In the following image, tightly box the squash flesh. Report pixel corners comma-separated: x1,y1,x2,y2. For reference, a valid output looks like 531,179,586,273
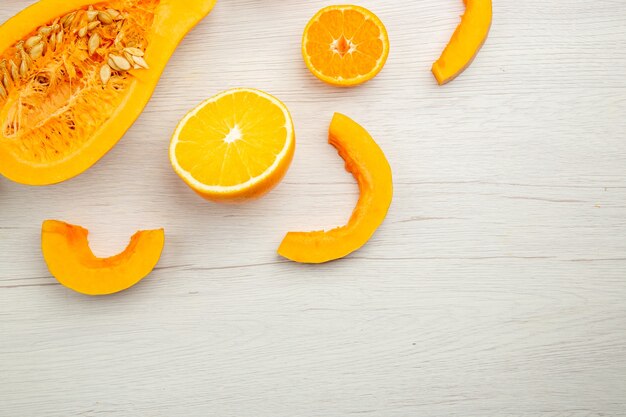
432,0,492,85
41,220,165,295
0,0,217,185
0,1,158,166
278,113,393,264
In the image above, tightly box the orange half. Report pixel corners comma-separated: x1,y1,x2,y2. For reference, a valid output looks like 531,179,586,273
170,88,295,202
302,5,390,87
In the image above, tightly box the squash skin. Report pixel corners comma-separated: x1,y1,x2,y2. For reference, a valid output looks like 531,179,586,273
42,220,165,295
0,0,218,185
278,113,393,264
432,0,492,85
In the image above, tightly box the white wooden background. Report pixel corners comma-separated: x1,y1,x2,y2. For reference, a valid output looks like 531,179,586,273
1,0,626,416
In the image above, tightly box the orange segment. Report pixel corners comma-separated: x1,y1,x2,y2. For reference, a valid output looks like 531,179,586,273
302,5,390,87
169,88,295,202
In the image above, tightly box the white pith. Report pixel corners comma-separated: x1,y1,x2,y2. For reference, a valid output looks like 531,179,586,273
223,125,242,144
330,37,357,56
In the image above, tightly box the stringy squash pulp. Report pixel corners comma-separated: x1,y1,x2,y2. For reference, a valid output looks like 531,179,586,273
0,0,217,185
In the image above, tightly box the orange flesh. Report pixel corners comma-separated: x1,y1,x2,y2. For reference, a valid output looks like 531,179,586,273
0,1,158,165
303,6,389,86
174,91,290,188
170,88,296,202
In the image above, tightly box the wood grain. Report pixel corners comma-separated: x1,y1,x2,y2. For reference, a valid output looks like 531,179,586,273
1,0,626,416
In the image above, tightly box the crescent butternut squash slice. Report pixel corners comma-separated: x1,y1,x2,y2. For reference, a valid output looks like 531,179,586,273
432,0,492,85
0,0,217,185
278,113,393,264
42,220,165,295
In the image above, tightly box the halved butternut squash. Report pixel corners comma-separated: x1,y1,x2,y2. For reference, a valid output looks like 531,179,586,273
0,0,217,185
278,113,393,264
432,0,492,85
42,220,165,295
